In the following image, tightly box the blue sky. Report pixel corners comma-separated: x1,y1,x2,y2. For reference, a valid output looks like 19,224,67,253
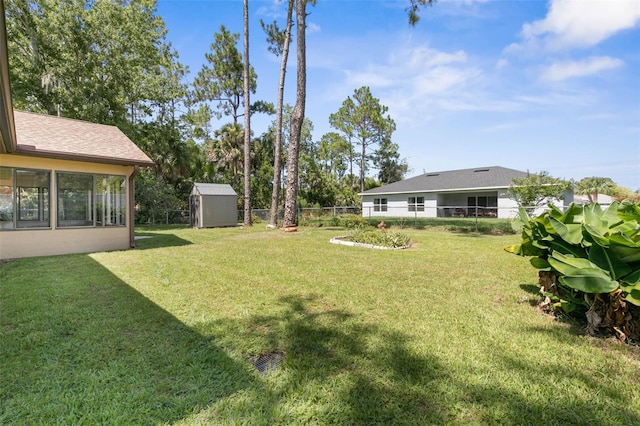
157,0,640,191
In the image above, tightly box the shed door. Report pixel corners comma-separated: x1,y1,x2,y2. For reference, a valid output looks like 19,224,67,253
190,195,200,228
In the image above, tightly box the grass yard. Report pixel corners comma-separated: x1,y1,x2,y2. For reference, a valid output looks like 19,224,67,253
2,226,640,425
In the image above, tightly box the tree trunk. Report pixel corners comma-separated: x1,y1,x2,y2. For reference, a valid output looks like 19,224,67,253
242,0,252,226
268,0,294,228
282,0,308,228
360,137,366,192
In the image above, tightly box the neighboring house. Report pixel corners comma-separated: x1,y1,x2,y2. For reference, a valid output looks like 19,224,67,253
360,166,574,219
189,183,238,228
574,193,614,206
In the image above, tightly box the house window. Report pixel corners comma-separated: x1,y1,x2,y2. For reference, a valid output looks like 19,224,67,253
57,172,126,227
96,175,126,226
408,196,424,212
373,198,387,212
0,167,51,230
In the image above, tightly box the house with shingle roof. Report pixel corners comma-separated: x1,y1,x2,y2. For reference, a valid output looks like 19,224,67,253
0,9,153,260
359,166,574,219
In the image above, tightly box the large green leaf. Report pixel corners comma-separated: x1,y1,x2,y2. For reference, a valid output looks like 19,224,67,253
559,275,619,294
603,201,623,228
610,232,640,248
548,253,602,277
582,223,610,247
530,257,550,269
588,244,631,280
618,200,640,222
621,269,640,287
550,251,595,267
549,239,588,258
624,288,640,306
549,216,583,245
560,203,584,224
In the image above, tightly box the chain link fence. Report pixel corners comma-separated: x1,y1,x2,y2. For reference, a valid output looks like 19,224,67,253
136,205,530,233
241,206,361,225
135,209,189,225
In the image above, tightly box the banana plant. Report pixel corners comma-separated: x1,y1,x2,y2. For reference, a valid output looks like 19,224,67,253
505,200,640,305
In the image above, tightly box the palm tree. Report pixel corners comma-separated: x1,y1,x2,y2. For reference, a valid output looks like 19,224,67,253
576,177,615,203
208,123,244,184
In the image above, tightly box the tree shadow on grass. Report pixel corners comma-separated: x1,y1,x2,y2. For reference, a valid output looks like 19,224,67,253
196,294,450,424
0,256,252,424
133,231,192,250
201,294,640,425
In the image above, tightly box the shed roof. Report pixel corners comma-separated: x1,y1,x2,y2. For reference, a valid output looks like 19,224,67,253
12,111,153,166
361,166,530,195
193,183,237,196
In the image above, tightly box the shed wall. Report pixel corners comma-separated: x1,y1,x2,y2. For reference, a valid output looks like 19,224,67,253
200,194,237,228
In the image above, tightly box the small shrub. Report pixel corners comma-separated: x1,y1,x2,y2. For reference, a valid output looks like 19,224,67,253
335,214,369,228
345,227,411,248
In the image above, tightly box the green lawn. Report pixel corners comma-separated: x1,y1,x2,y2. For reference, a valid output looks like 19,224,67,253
2,226,639,425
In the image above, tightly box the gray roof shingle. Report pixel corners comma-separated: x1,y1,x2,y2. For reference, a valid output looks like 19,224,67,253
193,183,237,196
13,111,153,166
361,166,530,195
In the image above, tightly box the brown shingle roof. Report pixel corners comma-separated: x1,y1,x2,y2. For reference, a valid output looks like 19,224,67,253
13,111,153,166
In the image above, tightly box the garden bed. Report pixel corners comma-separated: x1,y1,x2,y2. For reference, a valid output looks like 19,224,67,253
329,235,411,250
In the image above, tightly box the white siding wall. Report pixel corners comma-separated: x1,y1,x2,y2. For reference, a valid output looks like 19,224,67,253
362,193,438,218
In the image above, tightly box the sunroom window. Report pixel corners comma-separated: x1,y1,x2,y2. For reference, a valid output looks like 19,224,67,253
0,167,51,230
57,172,126,227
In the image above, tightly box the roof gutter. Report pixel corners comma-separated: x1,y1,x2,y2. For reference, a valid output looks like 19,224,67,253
15,145,154,167
129,165,139,248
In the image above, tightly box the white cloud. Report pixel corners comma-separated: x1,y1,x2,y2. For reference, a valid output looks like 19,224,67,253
540,56,624,82
307,22,321,34
404,47,467,69
514,0,640,51
343,45,483,119
495,58,509,69
480,122,519,133
345,69,394,88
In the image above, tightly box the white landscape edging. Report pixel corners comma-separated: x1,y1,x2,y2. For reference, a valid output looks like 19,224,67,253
329,235,411,250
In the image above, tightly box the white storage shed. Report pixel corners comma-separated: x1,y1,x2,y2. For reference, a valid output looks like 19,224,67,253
190,183,238,228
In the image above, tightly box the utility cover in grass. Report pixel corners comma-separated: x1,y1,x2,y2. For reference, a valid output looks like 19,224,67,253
248,351,285,375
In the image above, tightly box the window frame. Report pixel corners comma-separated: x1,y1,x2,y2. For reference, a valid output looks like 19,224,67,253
56,171,127,228
373,198,388,212
0,167,51,230
408,196,425,212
